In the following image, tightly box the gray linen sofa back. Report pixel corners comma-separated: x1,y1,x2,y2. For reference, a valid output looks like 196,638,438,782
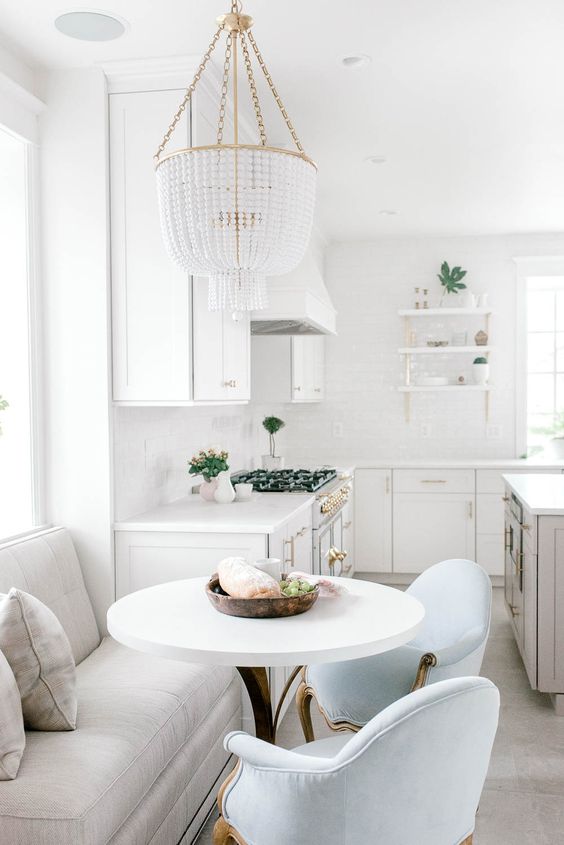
0,527,100,664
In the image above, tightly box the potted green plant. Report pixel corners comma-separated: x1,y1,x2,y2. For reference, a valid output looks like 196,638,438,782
438,261,467,306
188,446,230,501
262,416,285,470
472,356,489,385
0,396,8,436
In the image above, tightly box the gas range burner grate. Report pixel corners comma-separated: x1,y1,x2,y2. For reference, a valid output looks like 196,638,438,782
232,468,337,493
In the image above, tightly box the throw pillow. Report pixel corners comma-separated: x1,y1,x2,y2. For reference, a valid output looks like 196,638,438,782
0,649,25,779
0,589,77,730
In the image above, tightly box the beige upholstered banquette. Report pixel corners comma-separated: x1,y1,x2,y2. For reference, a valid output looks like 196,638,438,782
0,527,241,845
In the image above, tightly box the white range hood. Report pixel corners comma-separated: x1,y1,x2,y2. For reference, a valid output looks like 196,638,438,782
251,249,337,336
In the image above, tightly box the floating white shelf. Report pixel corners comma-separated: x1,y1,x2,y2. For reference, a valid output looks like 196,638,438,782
398,346,493,355
398,385,491,393
398,308,492,317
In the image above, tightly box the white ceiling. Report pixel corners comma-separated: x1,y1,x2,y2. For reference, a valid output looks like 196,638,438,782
1,0,563,242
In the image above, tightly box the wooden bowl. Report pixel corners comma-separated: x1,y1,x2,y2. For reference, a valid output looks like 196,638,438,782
205,575,319,619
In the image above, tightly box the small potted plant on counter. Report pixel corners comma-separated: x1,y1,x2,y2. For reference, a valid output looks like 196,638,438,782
472,356,490,385
262,416,285,470
438,261,467,306
189,446,232,502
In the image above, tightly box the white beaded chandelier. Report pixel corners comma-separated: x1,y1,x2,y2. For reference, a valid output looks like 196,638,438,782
154,2,317,311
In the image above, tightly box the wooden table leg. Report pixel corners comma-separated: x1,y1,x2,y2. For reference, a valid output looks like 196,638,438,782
236,667,275,742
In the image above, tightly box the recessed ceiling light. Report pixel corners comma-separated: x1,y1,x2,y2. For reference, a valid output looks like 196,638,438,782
341,54,372,69
54,10,128,41
379,210,399,216
365,155,387,165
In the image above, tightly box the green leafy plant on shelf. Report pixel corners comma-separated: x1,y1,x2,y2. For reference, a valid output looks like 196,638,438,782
0,396,8,436
262,416,285,458
438,261,467,303
473,356,488,365
188,446,229,482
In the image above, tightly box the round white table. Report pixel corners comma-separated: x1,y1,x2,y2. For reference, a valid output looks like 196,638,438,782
107,576,424,742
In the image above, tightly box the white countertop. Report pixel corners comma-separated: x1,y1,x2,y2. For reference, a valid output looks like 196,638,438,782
292,457,564,470
114,492,316,534
503,473,564,515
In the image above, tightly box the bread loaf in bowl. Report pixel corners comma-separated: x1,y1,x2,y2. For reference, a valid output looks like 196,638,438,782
217,557,282,599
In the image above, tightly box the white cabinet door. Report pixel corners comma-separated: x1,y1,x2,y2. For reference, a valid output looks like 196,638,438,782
341,494,355,577
354,469,392,573
291,336,324,402
115,530,267,598
393,492,475,574
110,90,192,401
476,492,506,576
192,277,250,401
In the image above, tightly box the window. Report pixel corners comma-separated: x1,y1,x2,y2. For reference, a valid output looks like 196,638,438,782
526,277,564,454
0,126,40,539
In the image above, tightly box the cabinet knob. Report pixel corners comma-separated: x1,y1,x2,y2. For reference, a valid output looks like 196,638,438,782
502,495,510,502
314,388,321,393
294,386,302,391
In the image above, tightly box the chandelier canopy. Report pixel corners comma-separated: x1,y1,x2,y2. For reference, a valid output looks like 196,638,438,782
154,3,317,311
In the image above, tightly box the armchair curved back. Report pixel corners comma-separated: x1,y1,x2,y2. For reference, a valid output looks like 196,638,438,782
222,677,499,845
407,558,492,677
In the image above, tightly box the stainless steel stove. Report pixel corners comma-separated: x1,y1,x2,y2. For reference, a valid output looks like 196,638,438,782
231,467,337,493
232,467,354,577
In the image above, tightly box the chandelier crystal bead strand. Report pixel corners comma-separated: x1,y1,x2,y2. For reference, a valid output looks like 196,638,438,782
154,2,317,311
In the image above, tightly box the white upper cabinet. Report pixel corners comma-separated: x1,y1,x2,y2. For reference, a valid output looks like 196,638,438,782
110,89,192,402
251,335,325,403
292,336,325,401
109,81,251,405
192,277,250,401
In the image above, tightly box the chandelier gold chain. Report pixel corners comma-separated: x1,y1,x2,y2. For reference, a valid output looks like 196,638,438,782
246,30,304,153
217,33,233,145
153,27,222,162
240,32,267,145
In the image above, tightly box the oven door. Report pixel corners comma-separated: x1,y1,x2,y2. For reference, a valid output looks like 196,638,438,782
317,512,349,577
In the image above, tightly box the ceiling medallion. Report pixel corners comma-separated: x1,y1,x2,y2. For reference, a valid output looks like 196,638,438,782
154,1,317,311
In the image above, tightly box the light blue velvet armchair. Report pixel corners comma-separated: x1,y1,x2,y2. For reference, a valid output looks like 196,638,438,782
297,558,492,740
214,676,499,845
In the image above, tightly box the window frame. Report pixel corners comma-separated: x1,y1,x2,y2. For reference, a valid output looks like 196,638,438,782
0,128,46,543
514,256,564,457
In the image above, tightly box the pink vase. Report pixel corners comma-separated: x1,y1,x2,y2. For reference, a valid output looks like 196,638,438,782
199,478,218,501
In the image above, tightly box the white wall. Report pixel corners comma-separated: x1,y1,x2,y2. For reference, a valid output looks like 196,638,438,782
113,405,255,520
251,233,564,464
40,68,113,631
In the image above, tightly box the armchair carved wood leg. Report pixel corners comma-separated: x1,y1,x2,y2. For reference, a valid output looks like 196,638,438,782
296,671,316,743
213,816,248,845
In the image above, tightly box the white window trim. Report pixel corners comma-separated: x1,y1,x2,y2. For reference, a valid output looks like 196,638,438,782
513,256,564,457
0,127,47,543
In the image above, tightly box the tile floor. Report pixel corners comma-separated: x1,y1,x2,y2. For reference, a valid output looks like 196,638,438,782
197,588,564,844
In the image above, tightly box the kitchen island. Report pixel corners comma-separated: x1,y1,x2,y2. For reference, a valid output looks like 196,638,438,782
502,473,564,714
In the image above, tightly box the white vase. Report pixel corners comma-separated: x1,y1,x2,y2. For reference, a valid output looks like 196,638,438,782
214,470,235,504
262,455,285,470
472,363,490,385
199,478,218,501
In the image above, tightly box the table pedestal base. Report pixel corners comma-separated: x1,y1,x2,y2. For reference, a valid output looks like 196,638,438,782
236,665,302,743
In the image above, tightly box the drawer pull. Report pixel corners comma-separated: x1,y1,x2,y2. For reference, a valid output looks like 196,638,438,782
296,526,309,537
385,476,390,494
502,495,510,502
223,379,237,388
522,523,532,532
283,537,295,568
467,501,473,519
344,520,352,529
509,603,521,617
421,479,447,484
